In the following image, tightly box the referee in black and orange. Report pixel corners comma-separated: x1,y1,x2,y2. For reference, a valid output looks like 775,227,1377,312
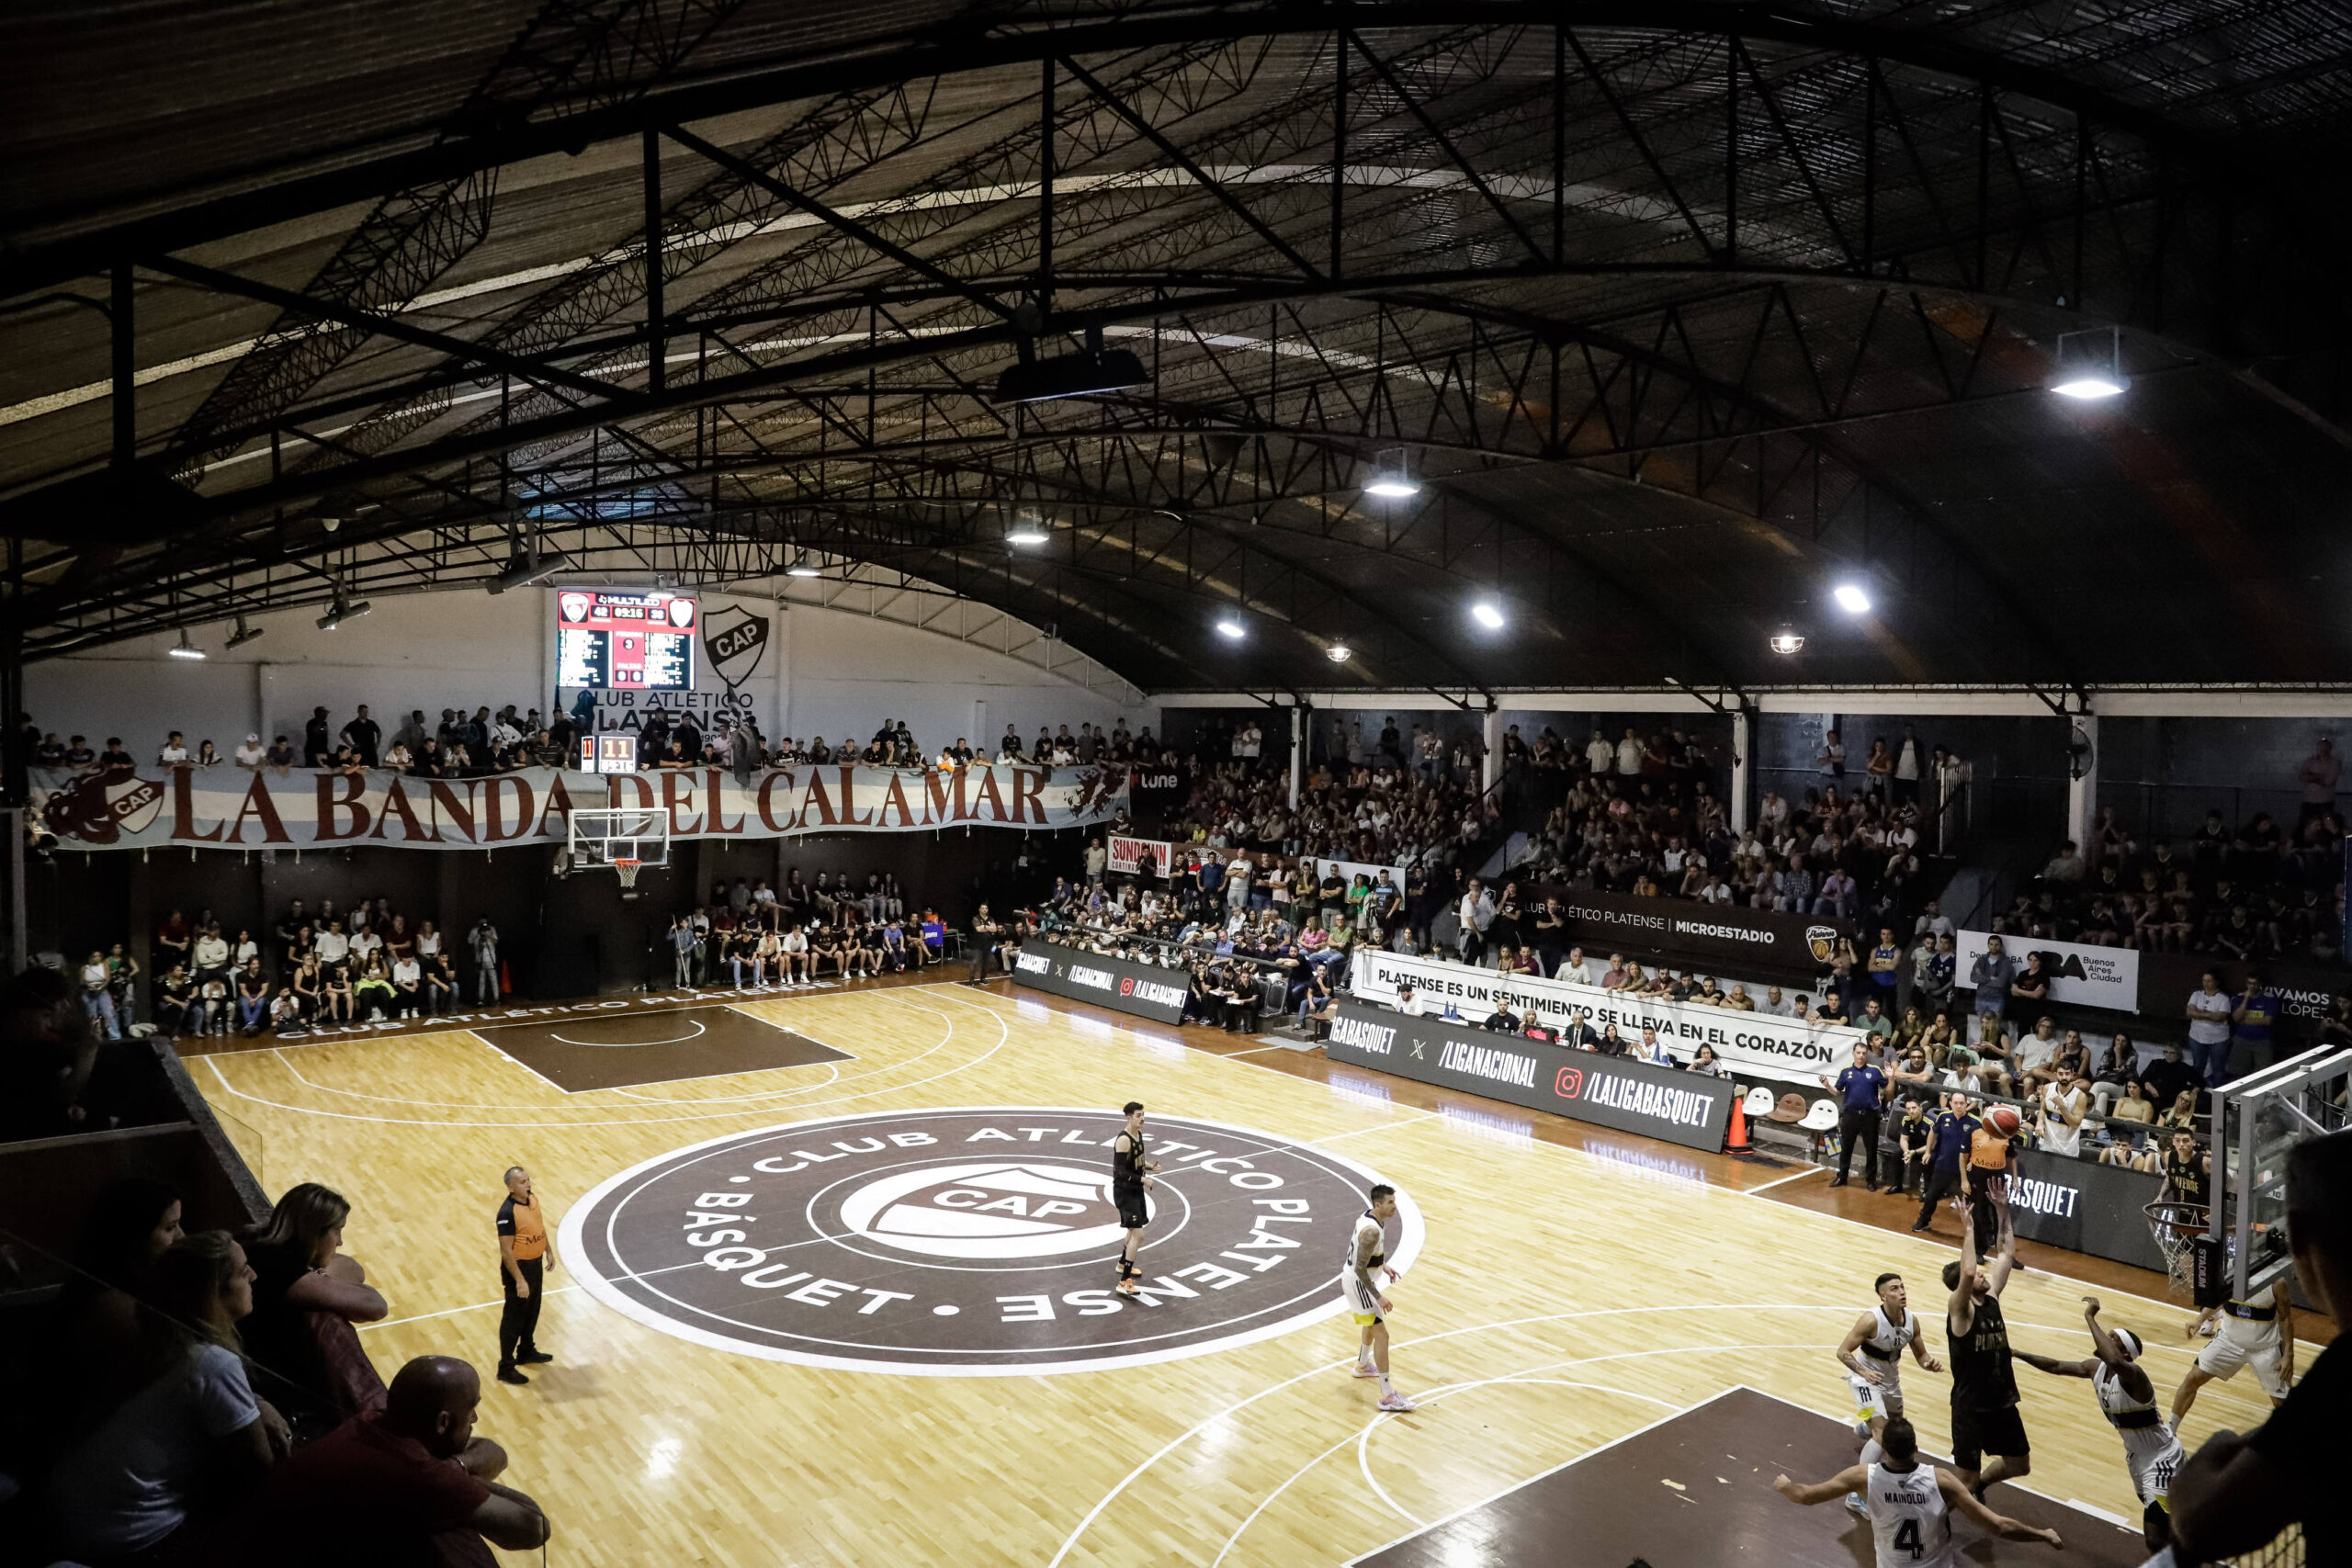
495,1165,557,1386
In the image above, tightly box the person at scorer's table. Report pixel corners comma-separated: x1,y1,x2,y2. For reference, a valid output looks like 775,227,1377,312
495,1166,557,1387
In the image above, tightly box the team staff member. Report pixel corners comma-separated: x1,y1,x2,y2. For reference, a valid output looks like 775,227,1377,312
1821,1043,1889,1190
495,1166,557,1386
1912,1094,1979,1234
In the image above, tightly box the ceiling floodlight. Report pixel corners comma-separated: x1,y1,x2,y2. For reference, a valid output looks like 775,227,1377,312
1769,626,1805,655
1831,583,1871,615
489,545,571,594
786,560,822,578
1471,601,1506,630
2049,326,2131,400
1363,447,1420,499
1215,615,1246,640
224,615,265,650
317,599,371,631
1326,643,1353,662
1006,526,1050,546
166,628,205,660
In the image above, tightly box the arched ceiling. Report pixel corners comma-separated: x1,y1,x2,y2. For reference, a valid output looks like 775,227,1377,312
4,0,2349,692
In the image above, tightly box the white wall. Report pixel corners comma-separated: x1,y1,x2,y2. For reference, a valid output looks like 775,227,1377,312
30,588,1151,758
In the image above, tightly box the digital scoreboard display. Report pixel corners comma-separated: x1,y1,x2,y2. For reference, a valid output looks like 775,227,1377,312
556,591,696,691
575,734,641,774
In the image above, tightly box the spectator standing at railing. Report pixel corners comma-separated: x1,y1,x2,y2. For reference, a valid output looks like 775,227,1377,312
302,706,332,767
2300,738,2341,828
2185,972,2234,1088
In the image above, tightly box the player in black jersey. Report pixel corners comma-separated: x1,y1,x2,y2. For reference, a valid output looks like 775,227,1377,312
1110,1100,1160,1297
1943,1181,2030,1501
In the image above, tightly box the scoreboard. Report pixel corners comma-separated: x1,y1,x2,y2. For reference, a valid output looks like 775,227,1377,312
576,734,641,774
556,591,696,691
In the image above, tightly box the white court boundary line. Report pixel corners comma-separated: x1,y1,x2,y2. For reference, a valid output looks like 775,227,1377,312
202,989,985,1128
1746,1164,1830,1193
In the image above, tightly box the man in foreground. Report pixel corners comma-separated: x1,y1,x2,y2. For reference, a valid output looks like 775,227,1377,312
225,1354,550,1565
2168,1129,2346,1565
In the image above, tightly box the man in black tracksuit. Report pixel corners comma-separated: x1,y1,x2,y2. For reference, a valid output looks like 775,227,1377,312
1914,1092,1980,1234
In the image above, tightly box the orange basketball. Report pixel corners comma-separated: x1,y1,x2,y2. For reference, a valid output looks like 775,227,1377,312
1985,1105,2021,1137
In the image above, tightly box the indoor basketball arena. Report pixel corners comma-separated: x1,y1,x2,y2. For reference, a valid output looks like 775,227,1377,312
2,5,2346,1566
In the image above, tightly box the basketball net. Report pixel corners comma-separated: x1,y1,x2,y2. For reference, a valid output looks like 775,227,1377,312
614,857,641,888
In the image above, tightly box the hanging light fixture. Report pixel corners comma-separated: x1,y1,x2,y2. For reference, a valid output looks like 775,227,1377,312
1325,642,1352,662
1363,447,1420,499
1832,582,1872,615
1215,615,1246,640
1770,626,1804,655
166,628,206,660
1471,601,1506,630
224,615,265,650
2049,326,2131,400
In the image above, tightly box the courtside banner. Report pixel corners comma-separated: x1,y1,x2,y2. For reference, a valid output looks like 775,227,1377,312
1010,938,1190,1025
1956,930,2141,1012
1349,948,1867,1087
1323,1001,1734,1153
1999,1146,2169,1273
28,761,1126,852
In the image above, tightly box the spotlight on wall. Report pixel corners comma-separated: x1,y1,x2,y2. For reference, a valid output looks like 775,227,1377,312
224,616,265,650
166,628,206,660
2048,325,2131,400
1363,447,1420,499
1325,643,1352,662
1831,582,1871,615
1769,626,1804,655
1215,615,1246,640
1471,601,1506,630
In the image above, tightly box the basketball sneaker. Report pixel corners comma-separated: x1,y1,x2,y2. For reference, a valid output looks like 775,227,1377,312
1352,1362,1381,1380
1376,1392,1416,1413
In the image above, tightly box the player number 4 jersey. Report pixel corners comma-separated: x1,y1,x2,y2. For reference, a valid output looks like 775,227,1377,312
1865,1461,1952,1567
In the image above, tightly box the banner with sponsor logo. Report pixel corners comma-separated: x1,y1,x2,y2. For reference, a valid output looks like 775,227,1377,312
28,761,1126,852
1106,834,1177,878
1323,1001,1735,1153
1955,931,2142,1012
1993,1145,2168,1273
1010,938,1189,1024
1527,883,1853,980
1349,948,1868,1087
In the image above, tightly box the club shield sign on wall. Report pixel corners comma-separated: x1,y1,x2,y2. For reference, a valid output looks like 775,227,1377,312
560,1106,1421,1374
702,604,770,691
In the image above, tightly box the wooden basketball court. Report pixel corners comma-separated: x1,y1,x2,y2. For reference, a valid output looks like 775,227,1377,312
187,976,2301,1566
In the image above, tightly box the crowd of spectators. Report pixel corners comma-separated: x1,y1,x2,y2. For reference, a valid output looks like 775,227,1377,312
21,707,1182,783
664,873,951,987
2015,795,2346,966
126,901,509,1040
12,1173,551,1565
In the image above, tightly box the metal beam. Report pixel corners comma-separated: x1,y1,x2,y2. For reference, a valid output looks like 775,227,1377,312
141,255,628,404
662,125,1017,320
5,2,2294,301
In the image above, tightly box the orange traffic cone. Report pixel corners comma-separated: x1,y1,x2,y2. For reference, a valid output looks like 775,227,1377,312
1724,1091,1751,1154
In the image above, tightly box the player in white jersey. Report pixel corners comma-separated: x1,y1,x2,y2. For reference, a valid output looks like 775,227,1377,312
1340,1182,1412,1412
1775,1416,2062,1565
2170,1278,2296,1428
1833,1271,1945,1515
2017,1295,2186,1551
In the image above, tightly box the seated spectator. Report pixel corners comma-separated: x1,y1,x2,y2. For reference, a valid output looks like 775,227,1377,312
48,1178,185,1416
44,1232,289,1563
423,953,458,1015
2099,1129,2160,1171
236,957,272,1036
2157,1089,2202,1134
241,1183,390,1433
220,1354,550,1567
2107,1078,2156,1127
355,955,398,1021
2088,1032,2140,1114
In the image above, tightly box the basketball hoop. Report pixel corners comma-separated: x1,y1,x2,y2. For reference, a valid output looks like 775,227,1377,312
2144,1200,2211,1294
614,857,641,889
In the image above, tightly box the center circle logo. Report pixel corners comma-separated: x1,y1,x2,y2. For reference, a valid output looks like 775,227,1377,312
562,1106,1421,1375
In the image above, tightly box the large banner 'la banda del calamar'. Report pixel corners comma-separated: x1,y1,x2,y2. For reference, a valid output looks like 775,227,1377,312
29,762,1127,852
